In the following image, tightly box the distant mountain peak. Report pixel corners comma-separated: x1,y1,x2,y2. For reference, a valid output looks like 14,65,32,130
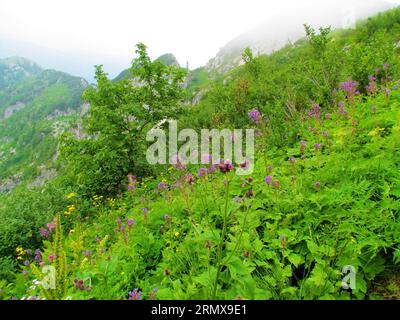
113,53,181,82
155,53,180,68
0,56,42,78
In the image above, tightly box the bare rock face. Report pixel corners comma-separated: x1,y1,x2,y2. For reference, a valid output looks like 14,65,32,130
0,173,23,193
2,102,25,119
28,166,57,189
192,89,207,106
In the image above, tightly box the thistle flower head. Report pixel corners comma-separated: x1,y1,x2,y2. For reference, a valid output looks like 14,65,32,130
128,289,143,300
248,108,262,123
217,159,234,173
158,181,166,190
185,173,195,184
83,250,92,257
264,176,272,185
339,79,358,97
197,168,207,178
127,219,135,228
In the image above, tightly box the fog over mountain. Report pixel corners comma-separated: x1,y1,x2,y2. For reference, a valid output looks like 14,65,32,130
207,0,398,73
0,0,398,81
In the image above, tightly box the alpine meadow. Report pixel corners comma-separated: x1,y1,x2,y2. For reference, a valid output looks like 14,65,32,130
1,3,400,302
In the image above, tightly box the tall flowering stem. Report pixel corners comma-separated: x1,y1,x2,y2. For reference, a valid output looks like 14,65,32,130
339,79,358,128
212,179,231,299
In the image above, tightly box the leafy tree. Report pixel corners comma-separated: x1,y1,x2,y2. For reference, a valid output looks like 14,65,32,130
61,43,187,196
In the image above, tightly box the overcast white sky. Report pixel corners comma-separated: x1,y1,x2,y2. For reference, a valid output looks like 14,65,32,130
0,0,398,80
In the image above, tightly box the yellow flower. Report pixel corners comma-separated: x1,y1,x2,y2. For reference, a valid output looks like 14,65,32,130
368,127,384,137
66,192,76,200
16,246,24,255
174,231,180,237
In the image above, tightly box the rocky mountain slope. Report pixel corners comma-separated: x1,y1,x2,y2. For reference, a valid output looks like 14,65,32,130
0,57,88,192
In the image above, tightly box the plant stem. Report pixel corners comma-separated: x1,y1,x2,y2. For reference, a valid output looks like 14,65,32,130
211,179,230,299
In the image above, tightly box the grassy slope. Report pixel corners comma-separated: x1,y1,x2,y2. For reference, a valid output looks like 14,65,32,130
5,86,399,300
1,9,400,300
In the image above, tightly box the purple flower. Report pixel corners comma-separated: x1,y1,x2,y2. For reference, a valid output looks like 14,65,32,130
48,254,55,261
164,214,171,226
158,182,166,190
25,249,32,256
35,249,41,256
39,228,49,238
197,168,207,178
83,250,92,257
128,289,143,300
127,219,135,228
207,166,216,174
338,101,345,108
339,79,358,97
312,103,320,116
239,160,250,170
322,131,329,139
300,140,307,148
217,159,234,174
248,108,262,124
116,217,122,225
149,288,158,300
46,219,56,232
288,157,296,163
23,260,30,266
325,113,331,120
314,143,321,150
171,154,187,170
315,181,321,190
171,180,182,189
267,166,273,172
264,176,272,185
185,173,195,184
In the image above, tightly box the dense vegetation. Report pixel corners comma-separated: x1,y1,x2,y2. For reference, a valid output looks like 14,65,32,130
0,57,87,183
0,8,399,300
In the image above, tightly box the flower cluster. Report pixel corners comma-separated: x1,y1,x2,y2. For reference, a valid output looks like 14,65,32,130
64,204,76,216
39,217,57,238
128,289,143,300
339,79,358,98
217,159,234,174
248,108,262,124
127,174,136,191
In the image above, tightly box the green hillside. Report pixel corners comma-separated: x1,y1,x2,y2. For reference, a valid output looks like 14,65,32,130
0,8,400,300
0,57,87,189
